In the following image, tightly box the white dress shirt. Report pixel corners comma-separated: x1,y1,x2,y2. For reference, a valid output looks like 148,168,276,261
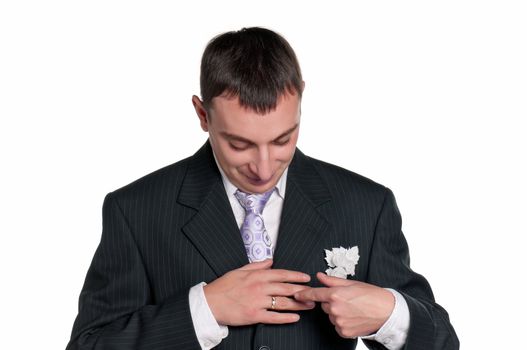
188,156,410,349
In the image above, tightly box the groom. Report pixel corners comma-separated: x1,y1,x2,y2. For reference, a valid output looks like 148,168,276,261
67,27,459,350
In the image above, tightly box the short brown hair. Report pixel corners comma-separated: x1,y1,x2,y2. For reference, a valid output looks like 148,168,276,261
200,27,303,114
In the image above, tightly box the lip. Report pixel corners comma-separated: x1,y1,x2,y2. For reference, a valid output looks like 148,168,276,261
245,174,274,187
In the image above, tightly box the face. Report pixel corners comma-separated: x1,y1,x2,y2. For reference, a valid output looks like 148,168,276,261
192,91,301,194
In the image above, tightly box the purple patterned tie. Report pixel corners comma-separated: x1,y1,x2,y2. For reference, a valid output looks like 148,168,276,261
235,189,274,262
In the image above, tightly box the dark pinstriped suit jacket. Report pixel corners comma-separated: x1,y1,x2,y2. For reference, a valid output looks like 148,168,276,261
67,141,459,350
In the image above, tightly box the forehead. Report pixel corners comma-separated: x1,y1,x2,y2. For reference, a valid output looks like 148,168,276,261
208,92,301,141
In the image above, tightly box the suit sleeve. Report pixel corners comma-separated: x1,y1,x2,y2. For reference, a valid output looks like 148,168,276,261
362,188,459,350
67,193,201,350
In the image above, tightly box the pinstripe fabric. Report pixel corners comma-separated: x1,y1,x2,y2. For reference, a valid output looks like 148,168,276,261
67,141,459,350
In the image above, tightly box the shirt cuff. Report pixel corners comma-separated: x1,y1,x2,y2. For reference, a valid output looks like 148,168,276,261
188,282,229,350
361,288,410,350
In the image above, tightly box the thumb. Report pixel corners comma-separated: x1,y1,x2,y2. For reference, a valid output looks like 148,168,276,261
238,259,273,271
317,272,354,287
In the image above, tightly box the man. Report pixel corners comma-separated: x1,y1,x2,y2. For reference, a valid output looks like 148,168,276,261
67,27,459,350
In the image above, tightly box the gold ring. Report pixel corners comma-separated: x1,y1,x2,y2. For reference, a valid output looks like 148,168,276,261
271,296,276,309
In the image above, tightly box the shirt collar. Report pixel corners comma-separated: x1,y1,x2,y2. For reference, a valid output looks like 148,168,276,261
212,150,288,199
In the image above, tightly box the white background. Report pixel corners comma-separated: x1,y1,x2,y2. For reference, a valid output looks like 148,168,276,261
1,1,526,349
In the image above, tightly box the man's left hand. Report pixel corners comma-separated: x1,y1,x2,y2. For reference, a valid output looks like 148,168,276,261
294,272,395,339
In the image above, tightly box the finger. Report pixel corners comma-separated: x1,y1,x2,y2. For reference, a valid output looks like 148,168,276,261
320,302,331,314
261,269,311,283
256,294,315,311
258,311,301,324
328,313,337,326
294,287,332,302
317,272,354,287
264,282,312,297
270,296,315,311
238,259,273,271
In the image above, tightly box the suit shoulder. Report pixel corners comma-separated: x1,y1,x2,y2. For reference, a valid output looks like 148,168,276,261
108,155,192,201
306,155,389,200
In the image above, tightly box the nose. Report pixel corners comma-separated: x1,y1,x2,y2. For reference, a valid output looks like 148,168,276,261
249,146,273,181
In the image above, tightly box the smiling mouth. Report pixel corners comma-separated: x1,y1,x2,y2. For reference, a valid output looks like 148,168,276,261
245,175,274,186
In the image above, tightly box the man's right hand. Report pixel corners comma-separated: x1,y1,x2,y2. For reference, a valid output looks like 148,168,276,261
203,259,315,326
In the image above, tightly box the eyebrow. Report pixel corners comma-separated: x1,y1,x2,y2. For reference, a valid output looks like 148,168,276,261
220,124,299,144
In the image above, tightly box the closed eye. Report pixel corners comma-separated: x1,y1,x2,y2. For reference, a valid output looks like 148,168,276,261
273,138,290,146
229,142,250,151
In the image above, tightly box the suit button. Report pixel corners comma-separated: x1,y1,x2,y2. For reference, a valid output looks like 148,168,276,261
259,346,270,350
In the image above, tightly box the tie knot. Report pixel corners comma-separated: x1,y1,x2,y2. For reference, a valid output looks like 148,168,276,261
235,189,274,214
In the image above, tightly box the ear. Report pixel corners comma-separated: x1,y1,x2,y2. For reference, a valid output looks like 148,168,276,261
301,80,306,93
192,95,209,132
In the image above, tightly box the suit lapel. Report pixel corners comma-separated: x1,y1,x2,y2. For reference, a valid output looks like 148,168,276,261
272,150,332,271
177,142,332,276
178,142,248,277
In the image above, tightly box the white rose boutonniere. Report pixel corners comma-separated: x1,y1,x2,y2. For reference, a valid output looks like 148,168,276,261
324,246,360,278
